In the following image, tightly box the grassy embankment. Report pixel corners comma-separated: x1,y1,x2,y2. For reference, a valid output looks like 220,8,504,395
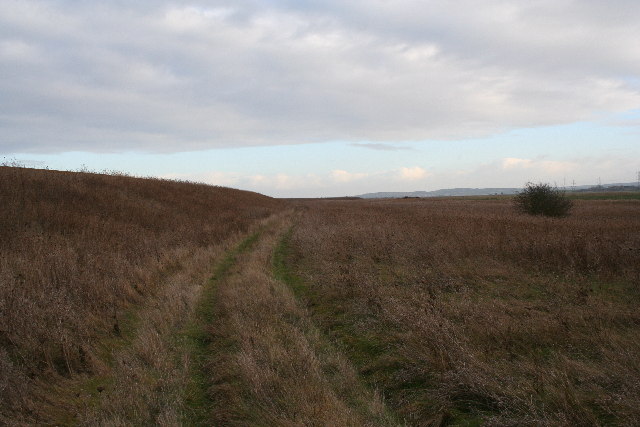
282,197,640,425
0,166,285,424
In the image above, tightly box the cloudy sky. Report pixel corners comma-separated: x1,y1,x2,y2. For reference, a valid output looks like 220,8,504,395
1,0,639,197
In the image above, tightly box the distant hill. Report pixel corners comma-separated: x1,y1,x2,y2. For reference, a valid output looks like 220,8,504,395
358,188,521,198
357,182,639,199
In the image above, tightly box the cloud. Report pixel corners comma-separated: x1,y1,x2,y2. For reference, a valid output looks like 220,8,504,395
330,169,369,183
164,170,327,193
502,157,577,174
154,150,638,198
502,158,533,169
249,173,312,190
0,39,40,62
1,1,639,153
161,171,241,187
398,166,430,181
350,143,413,151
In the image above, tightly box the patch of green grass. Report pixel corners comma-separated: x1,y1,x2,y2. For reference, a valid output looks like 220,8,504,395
272,227,308,298
182,230,262,426
94,309,140,367
272,228,405,426
273,231,505,426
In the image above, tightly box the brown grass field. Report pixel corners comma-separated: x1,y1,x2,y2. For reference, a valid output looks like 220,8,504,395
1,166,639,426
0,167,285,424
284,197,640,426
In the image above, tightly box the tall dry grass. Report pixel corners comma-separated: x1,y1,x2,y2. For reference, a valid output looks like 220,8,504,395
0,166,285,424
202,215,395,426
287,197,640,425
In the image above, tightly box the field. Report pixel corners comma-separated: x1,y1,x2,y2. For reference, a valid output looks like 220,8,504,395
0,167,286,424
283,197,640,425
1,167,639,425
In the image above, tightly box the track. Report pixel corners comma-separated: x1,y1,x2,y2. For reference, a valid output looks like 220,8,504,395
186,211,397,426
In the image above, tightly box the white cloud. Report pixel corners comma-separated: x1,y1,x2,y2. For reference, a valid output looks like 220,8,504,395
153,149,637,197
162,6,234,32
161,171,240,187
502,157,577,174
502,158,533,169
398,166,430,181
1,1,639,153
331,169,368,183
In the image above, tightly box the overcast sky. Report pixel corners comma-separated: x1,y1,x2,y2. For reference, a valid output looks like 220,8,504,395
1,0,639,197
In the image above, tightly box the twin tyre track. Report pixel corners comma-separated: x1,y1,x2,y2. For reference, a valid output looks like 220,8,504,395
186,213,397,426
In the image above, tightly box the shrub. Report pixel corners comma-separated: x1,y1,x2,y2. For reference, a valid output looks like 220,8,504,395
514,182,573,217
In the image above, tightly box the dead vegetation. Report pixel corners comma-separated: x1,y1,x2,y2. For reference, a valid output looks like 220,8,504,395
0,166,284,424
199,215,396,426
285,197,640,425
3,166,639,426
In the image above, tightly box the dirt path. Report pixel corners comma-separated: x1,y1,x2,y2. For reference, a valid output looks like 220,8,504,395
187,212,398,426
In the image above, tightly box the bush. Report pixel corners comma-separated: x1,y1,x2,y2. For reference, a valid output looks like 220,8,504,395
514,182,573,217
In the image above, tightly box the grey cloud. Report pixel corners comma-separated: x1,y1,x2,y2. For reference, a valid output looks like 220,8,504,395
1,0,639,153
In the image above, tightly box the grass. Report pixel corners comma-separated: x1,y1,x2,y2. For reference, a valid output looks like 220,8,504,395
182,230,263,425
4,166,639,425
0,166,285,424
194,214,400,425
567,191,640,200
273,225,403,426
284,197,640,425
272,226,308,298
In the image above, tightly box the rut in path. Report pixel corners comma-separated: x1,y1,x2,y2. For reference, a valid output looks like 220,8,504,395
191,213,399,426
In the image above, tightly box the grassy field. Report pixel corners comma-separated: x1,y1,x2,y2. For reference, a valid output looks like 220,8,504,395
567,191,640,200
284,197,640,425
0,167,285,424
2,167,639,425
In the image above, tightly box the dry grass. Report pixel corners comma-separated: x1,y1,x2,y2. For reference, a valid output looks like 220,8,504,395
201,215,396,426
0,166,285,424
286,197,640,425
79,244,228,426
4,166,639,426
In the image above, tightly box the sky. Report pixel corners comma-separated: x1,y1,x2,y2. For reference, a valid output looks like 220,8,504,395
1,0,639,197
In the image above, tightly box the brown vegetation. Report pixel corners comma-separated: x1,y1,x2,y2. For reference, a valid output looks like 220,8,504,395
285,197,640,425
3,166,639,426
200,215,395,426
0,166,285,424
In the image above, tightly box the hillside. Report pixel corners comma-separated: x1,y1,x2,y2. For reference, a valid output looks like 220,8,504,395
358,187,521,198
0,167,286,424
